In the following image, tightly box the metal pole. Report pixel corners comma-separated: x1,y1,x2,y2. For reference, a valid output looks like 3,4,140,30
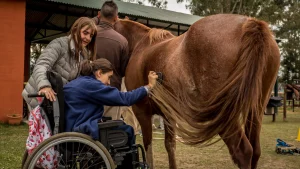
283,85,287,121
272,78,278,122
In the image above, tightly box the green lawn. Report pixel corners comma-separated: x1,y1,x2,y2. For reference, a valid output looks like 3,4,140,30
0,123,28,169
1,108,300,169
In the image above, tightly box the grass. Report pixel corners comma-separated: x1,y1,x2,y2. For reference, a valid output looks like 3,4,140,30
0,123,28,169
1,108,300,169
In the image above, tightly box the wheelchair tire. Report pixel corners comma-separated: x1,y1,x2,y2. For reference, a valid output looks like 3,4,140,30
21,149,28,167
23,132,115,169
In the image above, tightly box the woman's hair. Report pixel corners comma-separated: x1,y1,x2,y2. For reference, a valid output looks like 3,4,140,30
69,17,98,62
80,58,114,76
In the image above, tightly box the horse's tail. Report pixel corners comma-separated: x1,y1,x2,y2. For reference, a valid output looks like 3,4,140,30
150,17,279,146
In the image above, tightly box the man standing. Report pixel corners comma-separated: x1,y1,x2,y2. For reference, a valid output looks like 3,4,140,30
95,0,129,120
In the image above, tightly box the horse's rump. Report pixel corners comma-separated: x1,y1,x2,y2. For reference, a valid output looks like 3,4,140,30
149,14,280,146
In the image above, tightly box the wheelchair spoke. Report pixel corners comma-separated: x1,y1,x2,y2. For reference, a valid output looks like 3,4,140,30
71,142,83,169
78,143,87,158
81,147,105,168
72,142,74,168
58,153,67,167
77,146,94,168
84,157,107,168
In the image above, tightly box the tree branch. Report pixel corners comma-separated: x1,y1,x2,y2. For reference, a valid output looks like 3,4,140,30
231,0,239,13
238,0,243,14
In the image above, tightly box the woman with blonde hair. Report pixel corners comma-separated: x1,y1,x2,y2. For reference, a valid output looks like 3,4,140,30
22,17,98,110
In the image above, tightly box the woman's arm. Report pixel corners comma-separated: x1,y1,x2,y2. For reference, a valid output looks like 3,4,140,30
32,38,63,90
83,81,148,106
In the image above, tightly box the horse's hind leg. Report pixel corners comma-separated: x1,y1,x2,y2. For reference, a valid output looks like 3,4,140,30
244,113,262,169
220,126,253,169
164,121,177,169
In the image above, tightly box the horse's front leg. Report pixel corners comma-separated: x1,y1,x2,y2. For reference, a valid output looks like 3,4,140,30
132,104,155,169
164,120,177,169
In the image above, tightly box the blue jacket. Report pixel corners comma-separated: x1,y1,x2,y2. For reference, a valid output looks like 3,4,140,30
64,75,147,139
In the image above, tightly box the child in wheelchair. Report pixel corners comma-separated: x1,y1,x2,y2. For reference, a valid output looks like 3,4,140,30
64,58,158,145
25,58,157,169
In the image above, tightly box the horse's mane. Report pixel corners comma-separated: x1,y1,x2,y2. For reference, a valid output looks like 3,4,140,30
121,19,174,44
148,28,175,44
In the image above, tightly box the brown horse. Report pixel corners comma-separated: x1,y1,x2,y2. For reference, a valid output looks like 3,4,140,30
114,14,280,169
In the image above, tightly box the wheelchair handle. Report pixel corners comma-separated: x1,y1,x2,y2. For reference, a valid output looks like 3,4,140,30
28,93,45,98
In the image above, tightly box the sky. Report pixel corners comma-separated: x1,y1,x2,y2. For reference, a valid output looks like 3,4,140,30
143,0,191,14
165,0,191,14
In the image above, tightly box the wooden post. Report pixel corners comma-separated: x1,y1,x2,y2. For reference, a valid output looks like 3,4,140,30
272,109,276,122
273,78,278,122
293,99,295,112
283,86,287,121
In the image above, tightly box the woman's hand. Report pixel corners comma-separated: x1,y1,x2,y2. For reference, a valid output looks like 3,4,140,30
38,87,57,102
147,71,158,90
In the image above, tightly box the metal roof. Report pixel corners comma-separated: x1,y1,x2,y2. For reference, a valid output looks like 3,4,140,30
26,0,202,43
46,0,202,26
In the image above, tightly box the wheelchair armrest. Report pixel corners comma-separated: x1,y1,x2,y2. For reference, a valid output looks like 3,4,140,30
102,116,112,122
98,120,124,129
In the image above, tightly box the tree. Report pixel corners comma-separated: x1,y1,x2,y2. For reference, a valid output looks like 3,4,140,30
276,3,300,84
30,43,46,75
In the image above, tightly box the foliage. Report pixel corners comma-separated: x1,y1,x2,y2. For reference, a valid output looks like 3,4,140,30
30,43,46,75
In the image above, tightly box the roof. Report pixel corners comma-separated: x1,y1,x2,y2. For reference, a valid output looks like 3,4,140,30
46,0,202,26
26,0,202,43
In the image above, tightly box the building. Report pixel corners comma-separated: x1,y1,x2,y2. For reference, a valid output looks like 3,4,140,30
0,0,201,122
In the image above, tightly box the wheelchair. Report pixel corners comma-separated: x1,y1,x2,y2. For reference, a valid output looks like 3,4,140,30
22,71,148,169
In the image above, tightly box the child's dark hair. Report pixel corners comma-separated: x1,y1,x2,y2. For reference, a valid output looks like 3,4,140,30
80,58,113,76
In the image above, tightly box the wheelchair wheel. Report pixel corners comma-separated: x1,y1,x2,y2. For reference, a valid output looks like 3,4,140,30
21,149,28,167
23,132,115,169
